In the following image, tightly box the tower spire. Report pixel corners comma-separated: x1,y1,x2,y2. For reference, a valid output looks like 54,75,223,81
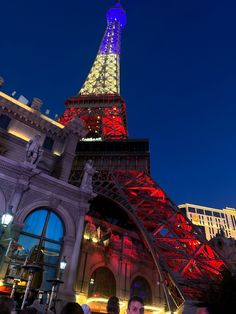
59,2,128,140
79,2,126,96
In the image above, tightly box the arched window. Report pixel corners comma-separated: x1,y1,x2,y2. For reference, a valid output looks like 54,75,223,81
11,208,64,290
130,276,152,305
88,267,116,298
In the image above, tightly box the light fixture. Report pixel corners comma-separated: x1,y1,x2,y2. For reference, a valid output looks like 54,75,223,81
1,206,14,227
60,256,67,270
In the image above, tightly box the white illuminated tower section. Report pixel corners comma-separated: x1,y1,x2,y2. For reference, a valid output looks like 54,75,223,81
79,1,126,95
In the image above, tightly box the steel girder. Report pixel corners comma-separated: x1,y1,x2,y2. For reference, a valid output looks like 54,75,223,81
86,170,227,310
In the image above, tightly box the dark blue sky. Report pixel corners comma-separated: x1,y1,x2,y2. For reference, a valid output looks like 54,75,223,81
1,0,236,208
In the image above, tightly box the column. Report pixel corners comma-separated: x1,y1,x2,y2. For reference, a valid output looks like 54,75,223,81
65,210,86,293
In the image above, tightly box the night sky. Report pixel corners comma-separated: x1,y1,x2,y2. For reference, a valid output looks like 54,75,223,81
1,0,236,209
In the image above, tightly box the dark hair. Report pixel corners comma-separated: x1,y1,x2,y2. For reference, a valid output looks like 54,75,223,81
107,296,120,314
20,308,38,314
60,302,84,314
0,296,14,314
128,296,144,309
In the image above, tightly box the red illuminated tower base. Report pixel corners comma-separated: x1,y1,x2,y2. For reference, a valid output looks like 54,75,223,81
59,95,127,140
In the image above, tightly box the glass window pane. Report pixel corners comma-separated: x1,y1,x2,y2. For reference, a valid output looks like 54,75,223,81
46,212,64,241
13,234,40,261
188,207,196,213
42,241,61,266
41,266,57,290
23,210,48,235
197,209,204,214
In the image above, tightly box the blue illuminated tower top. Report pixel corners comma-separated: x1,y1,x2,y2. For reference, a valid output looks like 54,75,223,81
79,1,126,95
99,1,126,55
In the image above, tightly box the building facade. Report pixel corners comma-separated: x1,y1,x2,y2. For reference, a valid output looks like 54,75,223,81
179,203,236,240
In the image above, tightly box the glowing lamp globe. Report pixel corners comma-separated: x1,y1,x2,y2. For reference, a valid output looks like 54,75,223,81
60,256,67,270
1,212,13,227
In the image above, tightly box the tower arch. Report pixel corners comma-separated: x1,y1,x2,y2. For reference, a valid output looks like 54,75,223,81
85,170,227,309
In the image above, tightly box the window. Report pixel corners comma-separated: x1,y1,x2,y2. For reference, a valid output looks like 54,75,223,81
205,210,213,216
88,267,116,298
188,207,196,213
9,208,64,290
130,276,152,305
197,209,204,215
43,136,54,151
0,114,11,130
213,212,220,218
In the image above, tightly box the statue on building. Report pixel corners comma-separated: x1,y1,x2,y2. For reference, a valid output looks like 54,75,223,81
80,160,97,194
25,134,43,166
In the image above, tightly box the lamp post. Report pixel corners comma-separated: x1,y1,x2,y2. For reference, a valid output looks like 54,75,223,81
47,278,64,310
0,207,14,278
47,256,67,310
20,263,43,309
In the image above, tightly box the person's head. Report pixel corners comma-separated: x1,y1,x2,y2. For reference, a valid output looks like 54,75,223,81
28,289,38,298
0,296,14,314
60,302,84,314
127,296,144,314
81,304,91,314
20,308,38,314
107,296,120,314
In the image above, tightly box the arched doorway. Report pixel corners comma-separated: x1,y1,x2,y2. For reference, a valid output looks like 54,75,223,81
130,276,152,305
88,267,116,298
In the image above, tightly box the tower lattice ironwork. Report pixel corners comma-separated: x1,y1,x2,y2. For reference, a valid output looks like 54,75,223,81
61,1,228,312
59,1,127,140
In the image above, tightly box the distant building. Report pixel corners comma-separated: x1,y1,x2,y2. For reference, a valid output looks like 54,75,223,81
179,203,236,240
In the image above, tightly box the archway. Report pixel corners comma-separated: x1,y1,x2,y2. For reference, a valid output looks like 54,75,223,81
130,276,152,305
88,267,116,298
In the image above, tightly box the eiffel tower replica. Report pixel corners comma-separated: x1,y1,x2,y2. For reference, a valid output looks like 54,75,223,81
59,1,227,312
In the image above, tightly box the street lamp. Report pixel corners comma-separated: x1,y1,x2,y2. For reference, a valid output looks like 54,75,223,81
1,206,14,228
59,256,67,274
